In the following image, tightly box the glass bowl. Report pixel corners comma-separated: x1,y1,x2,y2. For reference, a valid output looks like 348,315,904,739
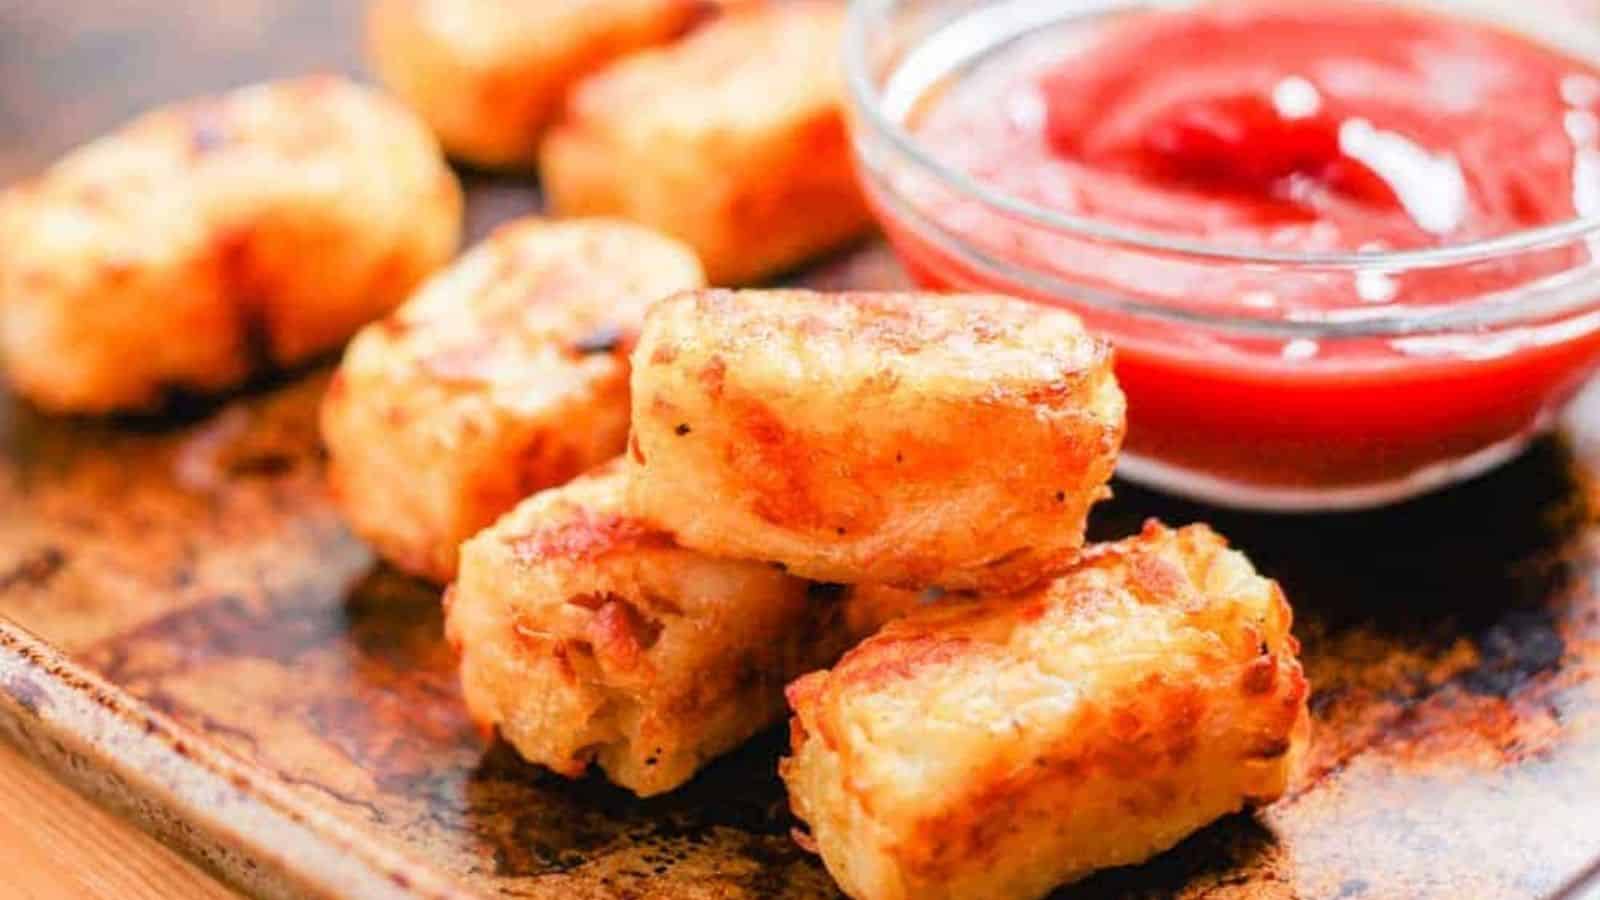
845,0,1600,510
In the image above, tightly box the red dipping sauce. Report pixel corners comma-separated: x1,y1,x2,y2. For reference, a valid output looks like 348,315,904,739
850,0,1600,508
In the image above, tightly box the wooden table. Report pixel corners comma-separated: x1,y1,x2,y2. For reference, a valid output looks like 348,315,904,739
0,742,236,899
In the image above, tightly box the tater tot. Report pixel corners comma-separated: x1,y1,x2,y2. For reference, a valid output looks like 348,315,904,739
540,1,872,284
446,464,919,796
322,218,704,583
781,521,1311,900
366,0,705,168
627,289,1126,592
0,76,461,414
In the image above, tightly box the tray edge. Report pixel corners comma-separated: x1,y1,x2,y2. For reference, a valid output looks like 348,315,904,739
0,615,475,900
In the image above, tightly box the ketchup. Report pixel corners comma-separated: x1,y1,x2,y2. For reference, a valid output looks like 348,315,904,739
1032,1,1585,254
873,1,1600,504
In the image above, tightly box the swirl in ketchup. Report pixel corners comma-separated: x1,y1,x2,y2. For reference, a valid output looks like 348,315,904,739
873,1,1600,505
1036,2,1594,251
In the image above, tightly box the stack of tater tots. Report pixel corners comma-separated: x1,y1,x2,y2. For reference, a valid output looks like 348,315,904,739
0,2,1310,898
319,216,1307,898
433,284,1309,900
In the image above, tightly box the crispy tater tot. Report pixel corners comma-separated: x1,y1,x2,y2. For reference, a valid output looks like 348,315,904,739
627,289,1126,592
322,218,704,583
0,76,461,414
540,1,871,284
447,464,919,796
781,521,1311,900
366,0,705,168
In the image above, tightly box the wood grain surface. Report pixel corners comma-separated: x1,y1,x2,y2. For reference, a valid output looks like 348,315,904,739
0,741,238,900
3,1,1600,899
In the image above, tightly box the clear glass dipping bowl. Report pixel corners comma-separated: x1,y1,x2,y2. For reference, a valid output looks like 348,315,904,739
845,0,1600,510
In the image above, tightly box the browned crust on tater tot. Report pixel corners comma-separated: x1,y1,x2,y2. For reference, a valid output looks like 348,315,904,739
366,0,707,168
446,464,920,796
0,76,461,413
627,289,1126,592
781,521,1311,900
321,217,704,583
540,1,871,284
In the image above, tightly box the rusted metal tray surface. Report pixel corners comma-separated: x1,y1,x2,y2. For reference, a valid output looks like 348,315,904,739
3,2,1600,898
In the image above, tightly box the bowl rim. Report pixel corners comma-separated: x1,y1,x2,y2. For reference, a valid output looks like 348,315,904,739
842,0,1600,272
861,160,1600,337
